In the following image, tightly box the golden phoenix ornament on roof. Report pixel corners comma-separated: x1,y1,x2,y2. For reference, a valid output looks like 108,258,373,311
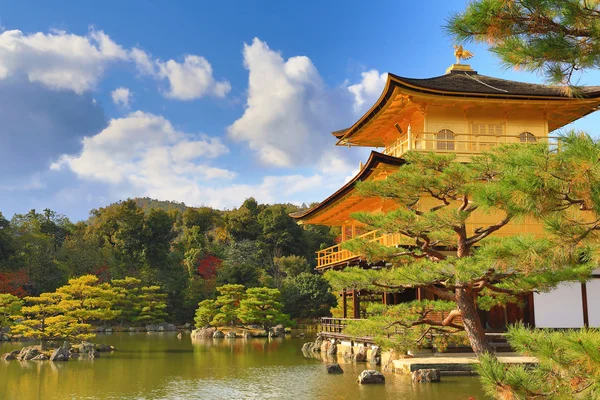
453,45,474,64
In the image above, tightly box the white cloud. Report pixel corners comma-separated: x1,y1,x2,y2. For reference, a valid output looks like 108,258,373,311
0,29,127,93
348,69,387,112
111,87,131,107
156,55,231,100
228,38,385,169
51,111,233,191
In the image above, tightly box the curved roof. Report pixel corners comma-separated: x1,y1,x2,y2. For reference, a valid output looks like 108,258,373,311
290,151,405,222
334,71,600,142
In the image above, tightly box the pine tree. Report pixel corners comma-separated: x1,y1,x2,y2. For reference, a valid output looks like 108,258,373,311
194,299,218,328
135,285,168,325
325,135,600,355
11,292,93,348
238,287,289,331
211,284,245,327
446,0,600,88
56,275,120,325
477,324,600,399
0,293,23,333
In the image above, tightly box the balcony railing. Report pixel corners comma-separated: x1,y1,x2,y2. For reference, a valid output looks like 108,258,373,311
316,230,409,269
383,131,559,158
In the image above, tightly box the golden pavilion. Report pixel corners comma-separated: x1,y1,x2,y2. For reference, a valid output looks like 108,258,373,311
291,58,600,329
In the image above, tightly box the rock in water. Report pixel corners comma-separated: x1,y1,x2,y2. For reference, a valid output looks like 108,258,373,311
2,350,19,361
354,346,367,362
357,370,385,384
177,333,183,339
17,346,40,361
31,354,48,361
369,346,381,365
301,342,313,352
412,368,441,383
191,327,215,339
50,346,70,362
326,364,344,374
241,330,252,339
326,341,337,356
225,331,236,338
212,330,225,338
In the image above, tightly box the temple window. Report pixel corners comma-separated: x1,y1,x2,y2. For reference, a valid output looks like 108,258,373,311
519,132,536,143
436,129,455,150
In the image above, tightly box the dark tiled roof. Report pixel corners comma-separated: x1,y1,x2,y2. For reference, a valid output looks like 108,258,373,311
332,128,348,138
389,71,600,98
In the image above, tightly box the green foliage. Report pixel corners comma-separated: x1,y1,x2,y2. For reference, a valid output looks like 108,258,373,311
136,285,169,324
11,292,93,344
111,277,168,325
238,287,288,330
446,0,600,87
281,273,337,319
194,299,218,328
477,324,600,399
326,136,600,354
212,284,245,326
56,275,120,324
0,293,23,331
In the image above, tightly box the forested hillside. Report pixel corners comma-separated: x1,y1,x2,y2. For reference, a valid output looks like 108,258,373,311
0,198,338,322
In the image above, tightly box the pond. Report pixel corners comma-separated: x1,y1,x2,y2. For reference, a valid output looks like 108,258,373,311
0,333,486,399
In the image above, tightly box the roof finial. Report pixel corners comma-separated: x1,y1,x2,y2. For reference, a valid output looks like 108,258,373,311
454,44,474,64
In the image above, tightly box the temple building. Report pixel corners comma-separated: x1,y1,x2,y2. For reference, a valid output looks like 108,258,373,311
291,59,600,330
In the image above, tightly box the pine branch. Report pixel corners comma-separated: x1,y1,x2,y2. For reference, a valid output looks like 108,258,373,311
466,216,512,245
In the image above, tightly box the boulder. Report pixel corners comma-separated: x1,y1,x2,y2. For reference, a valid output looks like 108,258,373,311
31,354,48,361
89,350,100,359
271,324,285,336
313,335,323,352
241,330,252,339
17,346,40,361
69,353,80,359
157,322,177,331
358,370,385,384
79,342,95,354
96,344,113,352
146,324,158,332
225,331,236,339
105,328,113,333
297,333,305,338
50,346,70,362
412,368,441,383
2,350,19,361
354,346,367,362
191,327,215,339
326,364,344,374
177,333,182,339
212,330,225,338
343,350,354,361
369,346,381,365
268,331,276,338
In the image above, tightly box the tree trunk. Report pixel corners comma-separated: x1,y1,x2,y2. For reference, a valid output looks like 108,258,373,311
455,288,492,356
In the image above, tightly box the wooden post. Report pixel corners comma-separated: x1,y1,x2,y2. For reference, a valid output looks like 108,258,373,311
582,283,589,328
407,124,413,150
341,224,346,242
382,292,387,305
351,222,356,238
352,290,360,319
342,289,347,319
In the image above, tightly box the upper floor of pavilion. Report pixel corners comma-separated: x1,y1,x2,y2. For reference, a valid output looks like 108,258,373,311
333,63,600,161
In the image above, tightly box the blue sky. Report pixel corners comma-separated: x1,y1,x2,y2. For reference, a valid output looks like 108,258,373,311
1,0,600,221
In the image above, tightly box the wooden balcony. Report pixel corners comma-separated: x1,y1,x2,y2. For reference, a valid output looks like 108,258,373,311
383,131,559,159
316,230,409,269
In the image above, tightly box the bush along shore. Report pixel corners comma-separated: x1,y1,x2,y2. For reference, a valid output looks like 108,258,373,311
191,324,288,339
2,341,114,362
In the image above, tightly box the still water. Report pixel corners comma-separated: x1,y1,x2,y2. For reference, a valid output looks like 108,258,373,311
0,333,486,400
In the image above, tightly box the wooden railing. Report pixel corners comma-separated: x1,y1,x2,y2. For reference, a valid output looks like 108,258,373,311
383,131,559,158
316,230,409,269
321,317,355,334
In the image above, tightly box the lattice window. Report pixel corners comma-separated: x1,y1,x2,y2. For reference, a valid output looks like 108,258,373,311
519,132,536,143
437,129,455,150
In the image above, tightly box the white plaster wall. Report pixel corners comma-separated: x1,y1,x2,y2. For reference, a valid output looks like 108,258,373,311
534,282,584,328
586,279,600,328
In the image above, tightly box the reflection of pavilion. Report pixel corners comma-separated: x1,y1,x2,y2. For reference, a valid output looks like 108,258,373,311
292,61,600,329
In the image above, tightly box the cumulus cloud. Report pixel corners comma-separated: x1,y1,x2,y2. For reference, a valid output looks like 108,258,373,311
348,69,387,112
228,38,385,168
0,29,127,93
157,55,231,100
111,87,131,107
130,48,231,100
51,111,233,191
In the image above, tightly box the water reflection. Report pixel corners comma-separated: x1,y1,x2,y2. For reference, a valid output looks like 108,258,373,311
0,333,485,400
